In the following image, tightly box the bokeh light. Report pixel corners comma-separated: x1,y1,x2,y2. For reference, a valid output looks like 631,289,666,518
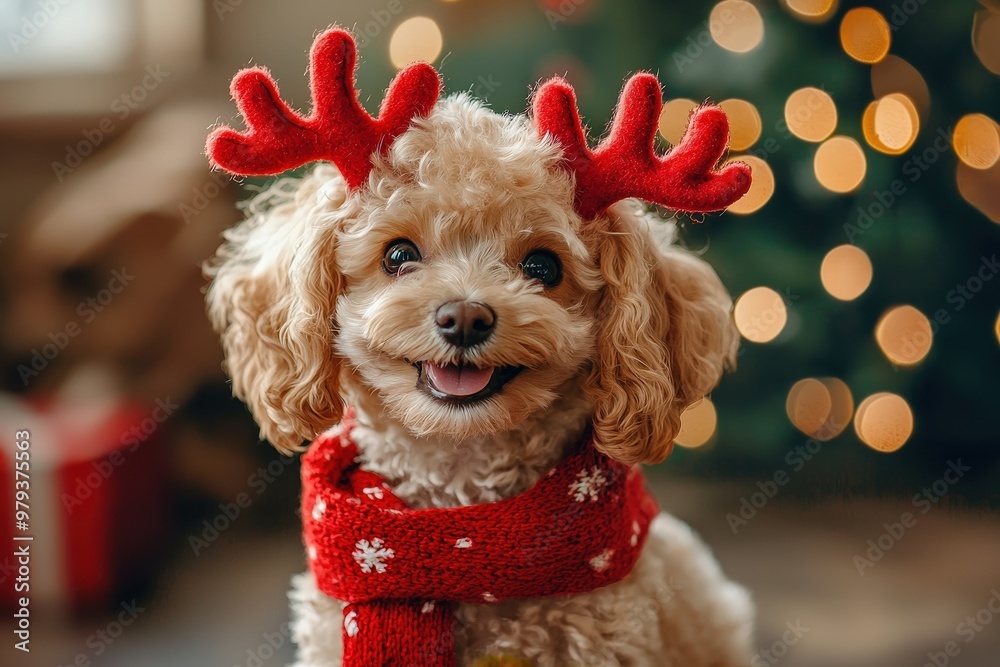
821,245,873,301
855,392,914,452
973,9,1000,75
675,397,717,448
996,311,1000,345
786,377,854,440
839,7,891,64
957,160,1000,223
781,0,838,23
658,98,698,145
863,101,904,155
725,155,774,215
873,93,920,153
814,136,867,193
954,113,1000,170
819,377,855,440
876,305,933,366
734,286,787,343
719,99,762,151
710,1,765,53
871,55,931,120
784,87,838,142
389,17,443,69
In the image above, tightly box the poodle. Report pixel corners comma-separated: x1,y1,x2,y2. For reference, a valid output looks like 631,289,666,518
205,28,754,667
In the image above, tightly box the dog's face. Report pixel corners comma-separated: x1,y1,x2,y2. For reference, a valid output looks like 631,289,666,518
333,98,601,438
208,96,738,463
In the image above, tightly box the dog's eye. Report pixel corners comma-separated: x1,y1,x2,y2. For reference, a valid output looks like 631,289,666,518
520,250,561,287
382,239,421,275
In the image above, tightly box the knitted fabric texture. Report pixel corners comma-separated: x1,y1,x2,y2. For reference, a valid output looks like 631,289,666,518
301,420,660,667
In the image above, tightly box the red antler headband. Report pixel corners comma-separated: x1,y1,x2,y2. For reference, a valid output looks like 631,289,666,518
208,28,750,218
533,75,751,218
206,27,441,189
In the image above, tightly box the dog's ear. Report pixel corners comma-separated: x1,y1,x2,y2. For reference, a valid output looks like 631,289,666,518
583,208,738,465
206,166,348,454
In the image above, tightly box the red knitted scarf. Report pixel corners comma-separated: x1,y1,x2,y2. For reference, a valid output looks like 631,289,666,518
301,420,659,666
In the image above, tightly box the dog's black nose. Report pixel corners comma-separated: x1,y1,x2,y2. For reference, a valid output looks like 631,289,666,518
435,300,496,347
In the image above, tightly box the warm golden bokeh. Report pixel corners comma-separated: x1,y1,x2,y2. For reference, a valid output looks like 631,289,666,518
710,1,765,53
815,136,867,193
876,305,933,366
954,113,1000,170
725,155,774,215
957,160,1000,223
839,7,891,64
873,93,920,153
996,311,1000,345
719,99,762,151
821,245,873,301
871,55,931,120
855,392,914,453
784,87,838,142
782,0,839,23
973,9,1000,75
819,377,855,440
389,16,443,69
786,378,833,437
658,98,698,145
675,397,718,448
863,100,905,156
734,286,788,343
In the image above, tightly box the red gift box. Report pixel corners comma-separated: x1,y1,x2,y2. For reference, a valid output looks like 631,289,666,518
0,393,170,612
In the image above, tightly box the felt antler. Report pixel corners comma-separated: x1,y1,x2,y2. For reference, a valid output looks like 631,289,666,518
532,73,751,220
207,28,441,189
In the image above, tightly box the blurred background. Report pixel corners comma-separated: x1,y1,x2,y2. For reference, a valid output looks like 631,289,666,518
0,0,997,665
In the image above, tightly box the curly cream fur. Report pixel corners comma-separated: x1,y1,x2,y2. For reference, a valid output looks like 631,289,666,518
207,94,751,665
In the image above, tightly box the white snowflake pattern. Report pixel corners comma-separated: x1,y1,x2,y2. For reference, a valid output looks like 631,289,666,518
312,497,327,520
362,486,385,500
589,548,615,572
630,520,641,547
307,544,317,561
353,538,395,574
482,592,497,602
421,601,436,614
568,466,608,503
344,610,359,637
454,538,473,549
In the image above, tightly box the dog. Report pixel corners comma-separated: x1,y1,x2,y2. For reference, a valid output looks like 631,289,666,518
206,28,753,667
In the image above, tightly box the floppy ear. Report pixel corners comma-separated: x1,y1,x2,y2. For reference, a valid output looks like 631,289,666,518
584,207,738,465
206,165,348,453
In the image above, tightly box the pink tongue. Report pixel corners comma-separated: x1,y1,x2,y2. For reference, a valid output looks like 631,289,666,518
425,363,494,397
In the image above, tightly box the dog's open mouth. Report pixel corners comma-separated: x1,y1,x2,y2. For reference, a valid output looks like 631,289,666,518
415,361,522,403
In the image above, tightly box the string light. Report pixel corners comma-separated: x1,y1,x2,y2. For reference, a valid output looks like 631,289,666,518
821,245,873,301
725,155,774,215
954,114,1000,170
781,0,838,23
709,1,765,53
784,87,838,143
675,397,718,448
875,305,933,366
871,55,931,120
814,136,867,193
719,99,762,151
855,392,913,452
658,99,698,145
389,17,443,69
839,7,891,64
734,286,787,343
